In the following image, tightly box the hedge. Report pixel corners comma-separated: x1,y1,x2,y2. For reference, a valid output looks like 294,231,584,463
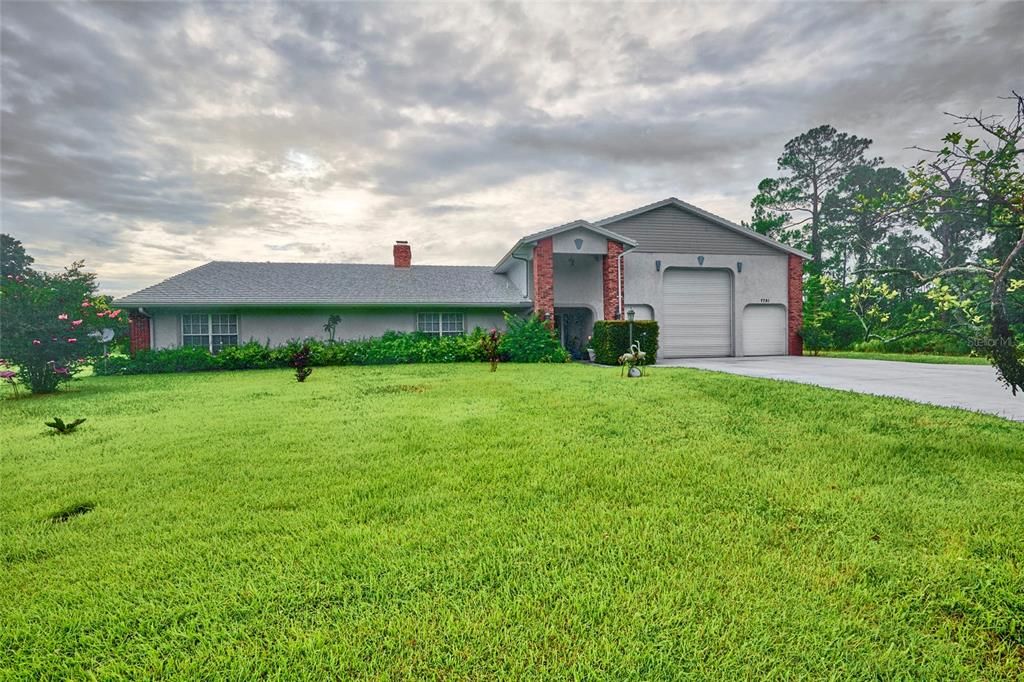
94,322,567,376
590,320,659,365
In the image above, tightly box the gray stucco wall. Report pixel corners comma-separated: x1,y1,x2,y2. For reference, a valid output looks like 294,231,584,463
149,307,513,349
622,251,788,357
608,205,778,255
552,253,603,317
552,226,609,255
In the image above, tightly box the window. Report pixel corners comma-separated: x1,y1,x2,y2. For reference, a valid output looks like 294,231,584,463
182,313,237,352
417,312,464,337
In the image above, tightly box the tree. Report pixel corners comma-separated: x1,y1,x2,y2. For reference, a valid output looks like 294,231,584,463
821,165,908,282
1,234,34,279
869,93,1024,392
0,259,126,394
751,125,881,264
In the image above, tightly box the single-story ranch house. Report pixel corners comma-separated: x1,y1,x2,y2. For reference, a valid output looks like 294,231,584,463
118,197,808,359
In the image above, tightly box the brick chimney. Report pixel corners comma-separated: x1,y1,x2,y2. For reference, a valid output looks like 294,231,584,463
393,241,411,268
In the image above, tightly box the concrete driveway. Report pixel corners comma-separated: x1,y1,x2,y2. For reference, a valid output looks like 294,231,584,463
658,356,1024,421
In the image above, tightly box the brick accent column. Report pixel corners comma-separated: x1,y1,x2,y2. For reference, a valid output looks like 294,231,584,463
602,240,624,320
129,311,151,355
787,254,804,356
532,237,554,327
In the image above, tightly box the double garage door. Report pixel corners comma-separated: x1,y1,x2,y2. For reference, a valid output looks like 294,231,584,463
661,269,786,357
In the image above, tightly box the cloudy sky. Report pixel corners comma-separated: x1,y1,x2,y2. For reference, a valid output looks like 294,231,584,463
2,1,1021,295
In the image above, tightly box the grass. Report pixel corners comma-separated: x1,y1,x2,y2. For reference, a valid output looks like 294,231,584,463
2,364,1023,679
808,350,991,365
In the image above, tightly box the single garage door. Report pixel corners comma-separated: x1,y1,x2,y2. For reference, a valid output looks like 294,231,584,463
662,269,732,357
742,304,787,356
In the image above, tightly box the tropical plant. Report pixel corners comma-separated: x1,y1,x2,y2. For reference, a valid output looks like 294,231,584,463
480,328,502,371
291,344,313,382
323,314,343,343
44,417,86,435
498,313,568,363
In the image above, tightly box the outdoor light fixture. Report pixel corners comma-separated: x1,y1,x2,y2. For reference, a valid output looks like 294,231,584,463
627,309,635,346
655,259,661,272
737,261,743,273
627,309,635,322
697,256,705,265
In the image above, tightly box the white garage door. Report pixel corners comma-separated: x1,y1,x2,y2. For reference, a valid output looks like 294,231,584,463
742,304,787,356
662,269,732,357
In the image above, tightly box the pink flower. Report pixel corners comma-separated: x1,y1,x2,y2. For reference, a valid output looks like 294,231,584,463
58,313,69,320
32,339,41,346
72,319,83,327
0,370,16,380
110,309,121,318
81,301,92,308
53,366,69,376
96,310,107,318
67,338,77,344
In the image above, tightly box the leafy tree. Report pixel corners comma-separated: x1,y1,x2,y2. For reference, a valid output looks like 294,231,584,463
1,234,34,279
751,125,881,264
0,259,126,394
821,166,908,282
861,93,1024,392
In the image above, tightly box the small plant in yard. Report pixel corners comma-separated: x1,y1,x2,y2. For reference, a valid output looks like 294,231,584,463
291,344,313,382
619,342,648,377
45,417,87,434
480,328,502,371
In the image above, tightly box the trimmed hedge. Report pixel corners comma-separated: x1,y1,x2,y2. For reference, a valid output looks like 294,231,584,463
94,323,568,376
96,331,492,376
590,320,659,365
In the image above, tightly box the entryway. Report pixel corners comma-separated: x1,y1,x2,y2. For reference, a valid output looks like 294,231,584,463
554,307,594,360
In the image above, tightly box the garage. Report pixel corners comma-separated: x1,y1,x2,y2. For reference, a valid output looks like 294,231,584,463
742,304,787,356
661,268,732,357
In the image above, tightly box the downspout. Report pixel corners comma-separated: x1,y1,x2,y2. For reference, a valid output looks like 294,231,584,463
511,252,531,301
617,245,637,320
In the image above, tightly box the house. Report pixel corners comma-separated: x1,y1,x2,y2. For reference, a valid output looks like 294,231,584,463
117,197,808,358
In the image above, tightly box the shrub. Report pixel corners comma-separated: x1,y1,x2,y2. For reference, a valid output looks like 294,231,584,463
498,313,568,363
97,346,219,375
480,328,502,371
95,329,499,375
590,321,659,365
0,259,127,393
291,344,313,382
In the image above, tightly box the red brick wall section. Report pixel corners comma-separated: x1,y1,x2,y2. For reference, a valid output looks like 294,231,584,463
129,312,151,355
532,237,555,326
602,240,624,320
393,242,411,268
787,254,804,356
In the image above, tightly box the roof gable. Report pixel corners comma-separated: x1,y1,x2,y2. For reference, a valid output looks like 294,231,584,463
595,197,810,258
493,219,636,272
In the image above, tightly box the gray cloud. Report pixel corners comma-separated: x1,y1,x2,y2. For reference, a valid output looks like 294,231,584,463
1,1,1020,295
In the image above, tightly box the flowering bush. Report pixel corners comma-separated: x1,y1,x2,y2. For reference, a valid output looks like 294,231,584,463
0,254,126,394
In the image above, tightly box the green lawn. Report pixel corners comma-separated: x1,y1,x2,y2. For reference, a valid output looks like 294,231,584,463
809,350,991,365
2,365,1022,679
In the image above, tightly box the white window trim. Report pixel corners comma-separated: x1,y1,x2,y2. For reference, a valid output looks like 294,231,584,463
182,313,238,352
417,312,465,337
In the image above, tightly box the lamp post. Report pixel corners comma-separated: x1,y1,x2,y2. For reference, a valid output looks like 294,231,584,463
627,308,635,347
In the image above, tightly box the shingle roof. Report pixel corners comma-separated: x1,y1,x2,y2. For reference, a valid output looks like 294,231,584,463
116,261,530,307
